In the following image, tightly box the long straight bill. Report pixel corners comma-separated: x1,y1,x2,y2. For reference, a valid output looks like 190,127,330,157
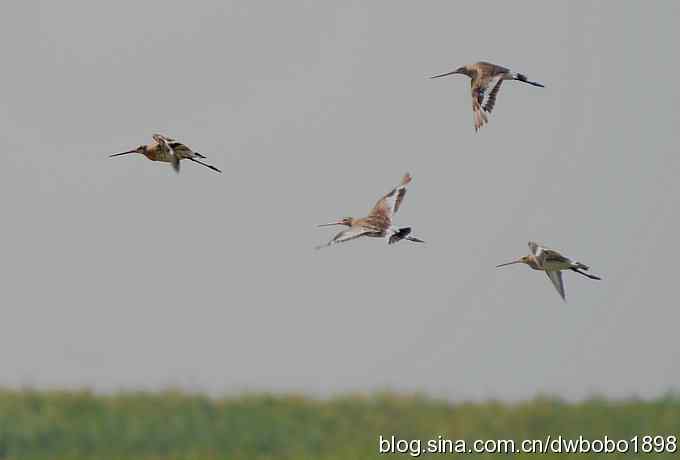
109,150,138,157
496,260,522,268
317,222,343,227
430,70,459,79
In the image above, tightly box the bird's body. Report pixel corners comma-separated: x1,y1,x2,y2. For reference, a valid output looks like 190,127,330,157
496,241,601,301
316,173,425,249
109,134,222,173
139,139,176,164
431,61,544,131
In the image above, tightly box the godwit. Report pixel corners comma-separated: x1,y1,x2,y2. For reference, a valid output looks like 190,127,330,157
431,61,544,131
316,173,425,250
496,241,601,301
109,134,222,173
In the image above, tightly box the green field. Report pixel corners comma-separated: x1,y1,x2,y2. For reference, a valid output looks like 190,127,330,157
0,389,678,459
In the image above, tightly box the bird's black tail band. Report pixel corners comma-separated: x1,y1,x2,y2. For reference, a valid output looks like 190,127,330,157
388,227,411,245
514,73,545,87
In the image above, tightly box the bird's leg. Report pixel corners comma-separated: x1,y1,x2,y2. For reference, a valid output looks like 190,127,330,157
570,267,601,280
189,157,222,173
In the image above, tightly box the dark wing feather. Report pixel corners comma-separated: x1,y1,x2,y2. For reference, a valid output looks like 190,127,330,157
370,173,412,219
475,85,485,106
153,134,181,172
542,249,570,264
482,78,503,113
169,142,194,158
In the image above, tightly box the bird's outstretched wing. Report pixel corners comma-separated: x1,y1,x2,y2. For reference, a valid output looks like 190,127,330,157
528,241,544,256
152,134,181,172
315,227,370,250
370,173,412,221
528,241,547,267
169,142,194,159
482,77,504,113
545,270,566,301
153,134,195,159
471,89,489,131
542,249,571,264
530,241,572,269
471,75,503,131
153,134,176,152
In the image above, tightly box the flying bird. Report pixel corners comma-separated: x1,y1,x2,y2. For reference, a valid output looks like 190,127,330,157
109,134,222,173
496,241,601,301
316,173,425,250
431,61,544,131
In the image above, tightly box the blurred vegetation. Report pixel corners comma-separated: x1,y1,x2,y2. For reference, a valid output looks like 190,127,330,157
0,389,678,459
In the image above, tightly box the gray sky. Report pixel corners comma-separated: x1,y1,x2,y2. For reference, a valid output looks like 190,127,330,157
1,1,679,401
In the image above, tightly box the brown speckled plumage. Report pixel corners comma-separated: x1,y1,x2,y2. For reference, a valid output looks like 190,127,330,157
109,134,221,173
315,173,424,249
431,61,544,131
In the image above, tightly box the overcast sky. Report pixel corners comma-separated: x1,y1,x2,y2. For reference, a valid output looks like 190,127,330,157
1,1,678,401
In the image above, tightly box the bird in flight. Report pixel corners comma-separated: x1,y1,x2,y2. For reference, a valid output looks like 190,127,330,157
496,241,601,301
431,61,544,131
316,173,425,250
109,134,222,173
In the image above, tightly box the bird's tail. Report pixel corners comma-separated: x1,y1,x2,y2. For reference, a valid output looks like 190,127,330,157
388,227,425,245
513,73,545,87
573,261,590,270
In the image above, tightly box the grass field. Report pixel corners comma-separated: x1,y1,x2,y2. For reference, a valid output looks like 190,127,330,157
0,389,678,459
